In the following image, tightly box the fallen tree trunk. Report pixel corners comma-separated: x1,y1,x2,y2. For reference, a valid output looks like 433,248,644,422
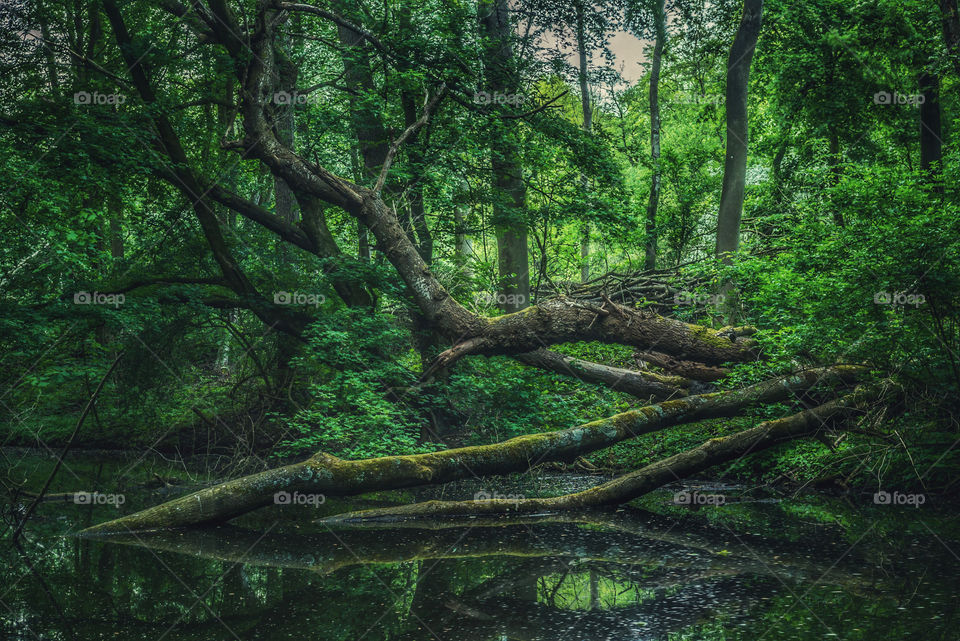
79,366,862,534
635,350,731,381
323,384,883,521
514,348,691,400
429,297,758,367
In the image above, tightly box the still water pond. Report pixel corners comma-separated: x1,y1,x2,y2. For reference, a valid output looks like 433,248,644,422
2,450,958,640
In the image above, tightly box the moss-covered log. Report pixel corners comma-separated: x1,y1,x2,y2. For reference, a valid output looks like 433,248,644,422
426,297,758,372
326,384,883,521
80,367,862,534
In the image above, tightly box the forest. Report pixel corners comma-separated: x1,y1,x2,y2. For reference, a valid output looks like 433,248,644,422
1,0,959,639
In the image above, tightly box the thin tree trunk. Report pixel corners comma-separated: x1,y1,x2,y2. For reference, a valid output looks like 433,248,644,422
398,6,434,264
576,3,593,284
108,194,123,259
589,570,599,609
454,201,473,277
715,0,763,261
919,72,942,177
645,0,665,271
350,145,372,261
940,0,960,77
828,128,844,226
337,21,389,177
37,0,60,97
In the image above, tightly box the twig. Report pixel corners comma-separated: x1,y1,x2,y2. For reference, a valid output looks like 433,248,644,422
374,84,447,193
11,353,123,542
501,90,568,119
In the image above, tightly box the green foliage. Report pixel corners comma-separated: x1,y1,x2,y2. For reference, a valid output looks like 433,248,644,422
274,311,441,460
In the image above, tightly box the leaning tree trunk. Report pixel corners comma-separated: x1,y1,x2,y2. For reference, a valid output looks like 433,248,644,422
80,367,862,534
715,0,763,261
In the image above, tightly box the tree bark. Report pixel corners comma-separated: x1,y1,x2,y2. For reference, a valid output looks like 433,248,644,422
715,0,763,261
273,33,298,228
576,2,593,284
644,0,666,271
454,199,474,277
480,0,530,312
79,367,862,534
323,384,878,521
827,127,845,226
635,349,731,381
919,72,942,176
940,0,960,77
515,348,689,400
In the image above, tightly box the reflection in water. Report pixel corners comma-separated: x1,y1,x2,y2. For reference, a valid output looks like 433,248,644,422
1,452,958,640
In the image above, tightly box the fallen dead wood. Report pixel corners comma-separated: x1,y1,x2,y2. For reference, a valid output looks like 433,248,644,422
514,348,691,400
77,367,864,534
322,384,884,521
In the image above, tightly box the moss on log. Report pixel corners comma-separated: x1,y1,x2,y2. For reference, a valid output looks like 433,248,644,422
80,367,864,534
